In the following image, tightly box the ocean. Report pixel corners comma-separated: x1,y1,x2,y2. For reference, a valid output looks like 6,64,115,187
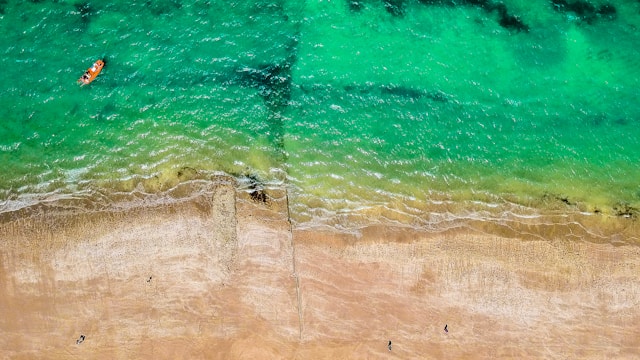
1,0,640,229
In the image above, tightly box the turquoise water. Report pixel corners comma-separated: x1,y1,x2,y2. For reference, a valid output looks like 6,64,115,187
1,0,640,224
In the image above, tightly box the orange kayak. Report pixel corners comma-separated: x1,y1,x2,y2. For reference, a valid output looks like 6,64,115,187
78,59,104,85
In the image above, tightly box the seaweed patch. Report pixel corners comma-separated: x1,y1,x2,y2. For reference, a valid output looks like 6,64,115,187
243,174,270,205
613,202,637,219
176,167,198,179
542,192,577,208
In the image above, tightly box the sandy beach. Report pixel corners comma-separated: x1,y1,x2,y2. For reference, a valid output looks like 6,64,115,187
1,177,639,359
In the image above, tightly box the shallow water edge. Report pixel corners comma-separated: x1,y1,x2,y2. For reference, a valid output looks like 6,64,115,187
1,174,638,246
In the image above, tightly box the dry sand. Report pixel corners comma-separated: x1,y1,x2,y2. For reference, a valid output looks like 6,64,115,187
1,179,639,359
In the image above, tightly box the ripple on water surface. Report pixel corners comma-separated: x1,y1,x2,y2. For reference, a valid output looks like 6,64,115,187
0,1,639,230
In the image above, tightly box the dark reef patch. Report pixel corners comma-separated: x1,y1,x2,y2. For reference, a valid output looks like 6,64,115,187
551,0,617,24
427,90,449,103
587,114,632,128
497,10,529,32
234,60,291,152
344,0,405,15
75,2,91,24
235,37,298,112
144,0,182,16
349,0,364,11
236,62,292,109
381,85,425,99
384,0,406,16
343,83,451,103
233,37,298,153
418,0,529,32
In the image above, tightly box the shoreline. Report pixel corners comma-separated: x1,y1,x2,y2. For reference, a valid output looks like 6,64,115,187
2,174,639,246
1,177,639,358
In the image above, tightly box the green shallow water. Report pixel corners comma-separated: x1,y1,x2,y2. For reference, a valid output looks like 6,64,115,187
1,0,640,223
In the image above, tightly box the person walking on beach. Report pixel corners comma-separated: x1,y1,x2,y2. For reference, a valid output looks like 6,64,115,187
444,324,448,333
388,340,392,351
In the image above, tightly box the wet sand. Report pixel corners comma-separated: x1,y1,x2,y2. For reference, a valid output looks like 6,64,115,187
1,179,639,359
